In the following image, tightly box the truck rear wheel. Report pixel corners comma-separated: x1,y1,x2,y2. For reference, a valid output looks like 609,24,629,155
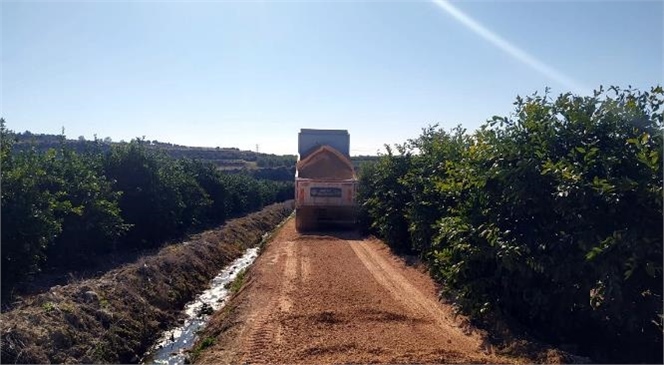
296,208,316,232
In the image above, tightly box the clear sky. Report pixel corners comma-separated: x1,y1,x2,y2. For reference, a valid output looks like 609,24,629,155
2,0,662,155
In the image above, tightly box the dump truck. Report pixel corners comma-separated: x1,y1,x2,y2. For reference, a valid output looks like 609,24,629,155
295,129,358,232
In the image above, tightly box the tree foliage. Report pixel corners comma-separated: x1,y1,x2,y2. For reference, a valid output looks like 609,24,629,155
357,86,663,362
1,122,293,299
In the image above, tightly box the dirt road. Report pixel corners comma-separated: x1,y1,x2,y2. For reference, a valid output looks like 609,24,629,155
195,219,531,364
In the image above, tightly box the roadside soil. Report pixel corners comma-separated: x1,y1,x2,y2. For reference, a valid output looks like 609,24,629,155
195,220,545,364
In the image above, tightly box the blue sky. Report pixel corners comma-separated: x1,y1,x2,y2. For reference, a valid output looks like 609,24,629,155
2,0,662,155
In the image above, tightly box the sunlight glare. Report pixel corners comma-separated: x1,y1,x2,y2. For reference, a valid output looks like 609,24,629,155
432,0,588,94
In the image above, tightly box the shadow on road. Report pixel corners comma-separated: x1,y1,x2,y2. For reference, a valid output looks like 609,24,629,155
296,226,366,241
296,226,423,268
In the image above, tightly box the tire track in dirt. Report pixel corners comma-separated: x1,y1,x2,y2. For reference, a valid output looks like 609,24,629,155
280,240,297,313
241,236,314,363
349,239,491,354
241,240,296,363
196,220,533,364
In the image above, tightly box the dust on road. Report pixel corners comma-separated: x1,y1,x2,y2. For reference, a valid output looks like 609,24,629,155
195,219,531,364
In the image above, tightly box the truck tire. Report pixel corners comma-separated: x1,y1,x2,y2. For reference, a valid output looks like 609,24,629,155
296,209,315,232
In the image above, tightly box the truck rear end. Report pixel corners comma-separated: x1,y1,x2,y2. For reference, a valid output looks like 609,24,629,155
295,178,358,231
295,129,358,232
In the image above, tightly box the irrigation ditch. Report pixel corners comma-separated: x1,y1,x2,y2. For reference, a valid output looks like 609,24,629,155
143,213,293,365
0,201,294,364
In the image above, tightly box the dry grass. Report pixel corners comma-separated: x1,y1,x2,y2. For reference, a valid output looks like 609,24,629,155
0,201,294,364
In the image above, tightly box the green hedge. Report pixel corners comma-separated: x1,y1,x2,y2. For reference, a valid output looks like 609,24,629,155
1,122,293,298
358,86,663,363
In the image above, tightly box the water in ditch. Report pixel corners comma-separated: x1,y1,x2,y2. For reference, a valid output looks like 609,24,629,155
141,246,261,365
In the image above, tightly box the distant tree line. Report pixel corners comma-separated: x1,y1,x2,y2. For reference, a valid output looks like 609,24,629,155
12,132,377,180
1,120,293,299
256,154,297,168
231,166,295,181
350,155,379,170
12,132,298,172
357,86,663,363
